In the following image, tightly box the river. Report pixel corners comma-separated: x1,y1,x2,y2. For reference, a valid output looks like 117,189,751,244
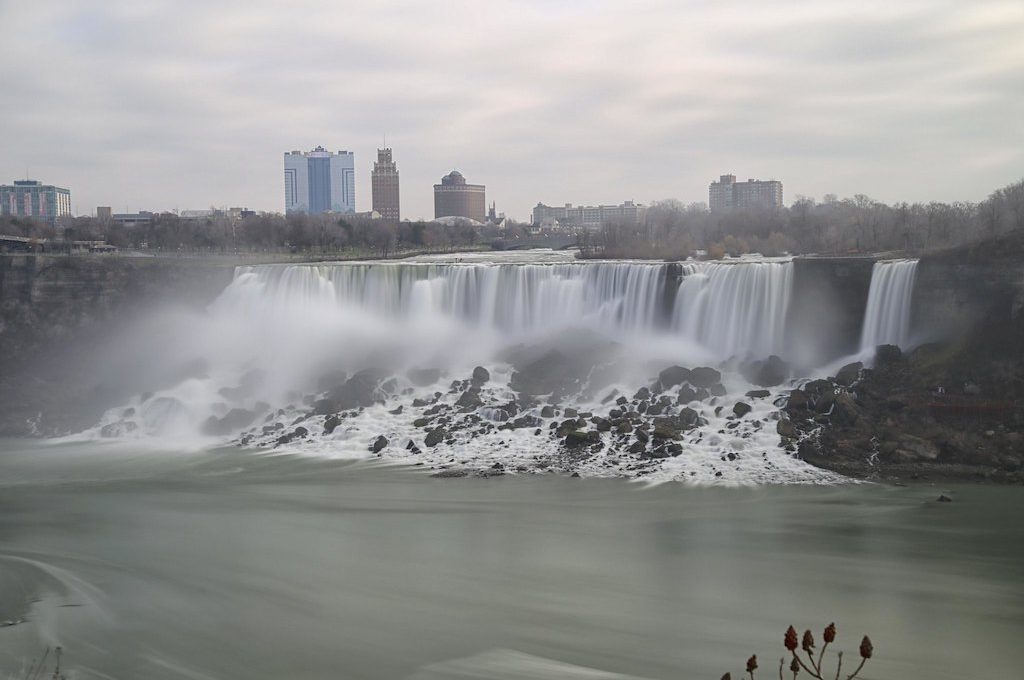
1,439,1021,679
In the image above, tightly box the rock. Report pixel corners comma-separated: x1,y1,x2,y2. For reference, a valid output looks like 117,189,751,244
432,469,468,478
677,407,702,429
745,389,771,399
455,390,483,409
676,385,698,404
413,417,431,428
875,344,903,364
732,402,752,418
100,421,138,438
633,386,651,401
540,405,556,418
652,419,681,440
658,365,691,387
895,434,939,461
564,407,578,418
776,418,796,438
710,383,727,397
472,366,490,383
201,408,257,436
689,366,722,388
937,494,953,503
834,362,863,387
323,368,386,412
564,430,599,447
831,393,861,426
370,435,388,453
425,428,446,447
745,355,789,387
407,367,441,386
323,414,342,434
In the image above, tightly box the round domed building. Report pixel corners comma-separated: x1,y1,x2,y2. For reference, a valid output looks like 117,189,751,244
433,170,486,223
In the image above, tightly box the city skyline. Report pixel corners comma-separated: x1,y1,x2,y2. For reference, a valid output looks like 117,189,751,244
2,1,1022,220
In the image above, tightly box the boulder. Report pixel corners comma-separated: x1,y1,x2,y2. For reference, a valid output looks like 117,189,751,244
776,418,796,438
875,344,903,364
370,435,388,453
456,390,483,409
710,383,727,397
652,418,682,440
658,365,691,387
745,389,771,399
425,428,446,447
834,362,863,387
323,414,342,434
676,385,698,404
472,366,491,384
895,434,939,461
744,355,789,387
540,405,556,418
564,430,599,448
689,366,722,388
633,386,651,401
324,368,386,412
732,402,752,418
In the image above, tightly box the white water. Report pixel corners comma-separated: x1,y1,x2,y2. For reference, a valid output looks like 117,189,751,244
671,260,793,359
71,252,928,485
859,259,918,352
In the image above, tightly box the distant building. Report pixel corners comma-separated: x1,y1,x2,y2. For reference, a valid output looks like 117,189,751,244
531,201,646,229
112,212,156,227
1,180,71,226
433,170,486,223
709,174,783,212
96,206,113,221
284,146,356,215
371,148,400,221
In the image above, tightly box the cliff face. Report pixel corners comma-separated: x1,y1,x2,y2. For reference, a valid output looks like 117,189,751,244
0,255,237,435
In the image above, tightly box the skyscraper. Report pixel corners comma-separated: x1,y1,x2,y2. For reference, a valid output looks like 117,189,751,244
0,180,71,226
371,148,400,221
283,147,355,215
433,170,486,223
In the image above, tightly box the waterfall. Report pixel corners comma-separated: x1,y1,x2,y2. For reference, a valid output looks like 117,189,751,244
670,261,794,359
859,259,918,352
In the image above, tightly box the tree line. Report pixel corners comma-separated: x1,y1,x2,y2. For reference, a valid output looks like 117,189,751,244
583,177,1024,259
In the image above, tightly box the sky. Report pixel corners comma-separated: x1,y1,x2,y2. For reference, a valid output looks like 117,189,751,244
1,0,1022,221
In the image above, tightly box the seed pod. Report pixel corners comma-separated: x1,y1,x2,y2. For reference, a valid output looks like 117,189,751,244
823,623,836,644
721,674,732,680
784,626,798,651
790,657,800,675
859,635,873,659
801,630,815,652
746,655,758,673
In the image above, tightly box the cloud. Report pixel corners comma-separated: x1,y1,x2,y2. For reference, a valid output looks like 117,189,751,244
1,0,1021,218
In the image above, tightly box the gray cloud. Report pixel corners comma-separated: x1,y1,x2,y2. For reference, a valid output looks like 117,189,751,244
1,0,1021,219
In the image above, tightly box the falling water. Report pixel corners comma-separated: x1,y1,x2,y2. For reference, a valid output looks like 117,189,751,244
670,261,794,359
859,259,918,351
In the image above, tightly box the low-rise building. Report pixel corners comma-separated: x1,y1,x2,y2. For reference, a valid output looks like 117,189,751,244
531,200,645,229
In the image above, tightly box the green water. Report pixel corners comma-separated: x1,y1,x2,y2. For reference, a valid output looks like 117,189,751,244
0,439,1021,679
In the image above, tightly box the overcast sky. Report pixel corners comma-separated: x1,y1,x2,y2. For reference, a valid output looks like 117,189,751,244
1,0,1022,220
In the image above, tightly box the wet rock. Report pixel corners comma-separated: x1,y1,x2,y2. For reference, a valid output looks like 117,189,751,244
322,368,386,412
652,418,681,440
732,402,752,418
633,386,651,401
745,389,771,399
456,390,483,410
677,407,702,429
834,362,863,387
689,366,721,388
323,415,342,435
743,355,789,387
564,407,578,418
472,366,490,384
676,385,698,404
785,389,809,412
100,421,138,438
658,365,692,387
370,435,388,453
776,418,796,438
937,494,953,503
412,397,432,407
540,405,556,418
710,383,727,397
425,428,446,447
432,469,468,478
564,430,600,448
875,344,903,364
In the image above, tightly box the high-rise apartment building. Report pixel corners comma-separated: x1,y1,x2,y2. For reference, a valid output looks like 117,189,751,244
371,148,400,221
532,200,646,229
283,147,356,215
433,170,486,223
709,174,783,212
0,180,71,226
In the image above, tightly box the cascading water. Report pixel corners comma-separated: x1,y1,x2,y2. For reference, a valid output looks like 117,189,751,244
859,259,918,352
671,260,794,359
79,252,841,485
